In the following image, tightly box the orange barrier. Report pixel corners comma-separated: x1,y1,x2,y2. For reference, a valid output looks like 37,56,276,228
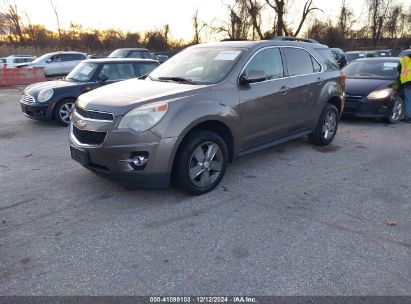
0,68,46,86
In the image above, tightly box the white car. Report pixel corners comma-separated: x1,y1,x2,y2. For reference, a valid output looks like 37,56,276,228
0,55,36,68
16,51,88,77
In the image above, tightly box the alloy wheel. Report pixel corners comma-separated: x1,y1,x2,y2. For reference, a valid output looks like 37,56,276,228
59,102,74,124
189,141,223,188
391,99,402,122
322,110,337,140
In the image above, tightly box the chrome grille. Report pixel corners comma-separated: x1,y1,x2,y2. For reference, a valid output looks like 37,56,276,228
75,107,114,121
72,125,107,145
20,93,35,104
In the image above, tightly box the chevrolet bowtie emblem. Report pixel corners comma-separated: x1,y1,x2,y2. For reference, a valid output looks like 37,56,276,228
77,119,87,129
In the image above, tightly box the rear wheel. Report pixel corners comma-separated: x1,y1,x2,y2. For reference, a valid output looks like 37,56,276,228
308,103,339,146
54,99,75,126
174,130,228,195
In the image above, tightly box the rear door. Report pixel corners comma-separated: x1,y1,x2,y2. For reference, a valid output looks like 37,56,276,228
282,47,324,130
63,54,86,74
238,47,291,148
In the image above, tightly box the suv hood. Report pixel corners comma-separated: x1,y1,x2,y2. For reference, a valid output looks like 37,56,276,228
77,78,210,116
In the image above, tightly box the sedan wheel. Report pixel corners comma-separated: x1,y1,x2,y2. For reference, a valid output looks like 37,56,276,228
388,97,403,124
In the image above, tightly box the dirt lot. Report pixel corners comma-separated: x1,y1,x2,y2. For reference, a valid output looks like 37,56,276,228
0,87,410,295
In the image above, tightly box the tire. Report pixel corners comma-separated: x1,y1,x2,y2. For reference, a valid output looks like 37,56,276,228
174,130,228,195
384,95,404,124
54,99,75,126
308,103,339,146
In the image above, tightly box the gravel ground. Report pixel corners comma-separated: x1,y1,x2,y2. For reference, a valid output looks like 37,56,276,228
0,87,410,295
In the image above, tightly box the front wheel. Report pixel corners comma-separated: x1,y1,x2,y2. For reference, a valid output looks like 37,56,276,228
308,103,339,146
174,130,228,195
54,99,75,127
385,96,404,124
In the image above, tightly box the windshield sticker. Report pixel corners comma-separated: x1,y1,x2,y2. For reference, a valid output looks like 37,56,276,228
214,51,241,61
359,54,365,57
79,66,94,75
384,62,398,67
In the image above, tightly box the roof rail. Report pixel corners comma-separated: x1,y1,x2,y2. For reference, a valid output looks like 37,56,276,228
270,36,320,44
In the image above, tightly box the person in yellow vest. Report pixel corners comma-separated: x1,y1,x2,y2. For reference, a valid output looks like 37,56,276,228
400,54,411,122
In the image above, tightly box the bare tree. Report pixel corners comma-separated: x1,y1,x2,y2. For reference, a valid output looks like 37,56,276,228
367,0,389,46
338,0,355,39
385,5,401,39
50,0,61,48
192,9,206,44
0,0,25,44
209,1,252,40
245,0,264,39
265,0,322,37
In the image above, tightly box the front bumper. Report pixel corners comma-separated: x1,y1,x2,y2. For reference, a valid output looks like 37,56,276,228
69,113,178,189
20,100,54,121
342,95,394,118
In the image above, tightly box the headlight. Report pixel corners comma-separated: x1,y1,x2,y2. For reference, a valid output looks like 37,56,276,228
367,88,392,100
118,102,168,132
37,89,54,102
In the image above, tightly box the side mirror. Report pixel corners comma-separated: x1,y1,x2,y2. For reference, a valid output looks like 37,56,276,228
239,70,267,85
97,72,109,83
46,59,52,63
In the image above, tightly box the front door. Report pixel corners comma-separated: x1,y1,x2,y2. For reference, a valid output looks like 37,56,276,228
238,47,291,149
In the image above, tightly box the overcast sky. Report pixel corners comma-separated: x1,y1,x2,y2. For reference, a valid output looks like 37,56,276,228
9,0,398,41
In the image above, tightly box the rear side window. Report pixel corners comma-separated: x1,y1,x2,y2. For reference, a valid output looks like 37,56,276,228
243,47,284,80
101,63,136,80
0,59,6,63
283,48,318,76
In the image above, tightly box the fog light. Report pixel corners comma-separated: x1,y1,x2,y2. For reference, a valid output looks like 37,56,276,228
132,155,148,167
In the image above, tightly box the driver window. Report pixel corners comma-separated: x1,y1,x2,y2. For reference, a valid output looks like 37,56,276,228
243,48,284,81
50,55,62,62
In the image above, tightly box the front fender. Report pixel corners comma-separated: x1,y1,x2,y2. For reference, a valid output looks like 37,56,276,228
152,100,240,172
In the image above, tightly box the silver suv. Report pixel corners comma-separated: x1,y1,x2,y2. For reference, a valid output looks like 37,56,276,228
16,51,88,76
70,40,344,195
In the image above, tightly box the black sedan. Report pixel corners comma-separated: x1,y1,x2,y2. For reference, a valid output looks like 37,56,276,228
20,58,159,126
342,57,403,124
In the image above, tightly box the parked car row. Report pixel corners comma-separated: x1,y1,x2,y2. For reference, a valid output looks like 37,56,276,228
17,39,409,194
20,58,160,126
1,48,167,77
0,55,36,68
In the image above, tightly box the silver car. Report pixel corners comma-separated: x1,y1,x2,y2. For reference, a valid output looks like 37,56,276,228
16,51,88,77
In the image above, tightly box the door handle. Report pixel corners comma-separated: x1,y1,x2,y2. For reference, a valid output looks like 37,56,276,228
279,86,288,95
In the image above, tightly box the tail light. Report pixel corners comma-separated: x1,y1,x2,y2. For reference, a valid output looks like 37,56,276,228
341,73,346,87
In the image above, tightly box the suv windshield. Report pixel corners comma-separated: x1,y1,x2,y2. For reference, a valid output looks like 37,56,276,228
343,60,399,79
149,47,244,84
32,54,52,63
66,62,98,82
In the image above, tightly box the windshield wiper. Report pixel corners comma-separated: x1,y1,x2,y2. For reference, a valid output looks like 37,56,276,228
158,76,195,84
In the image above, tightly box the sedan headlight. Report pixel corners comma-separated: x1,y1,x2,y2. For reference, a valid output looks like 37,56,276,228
367,88,392,100
118,102,168,132
37,89,54,102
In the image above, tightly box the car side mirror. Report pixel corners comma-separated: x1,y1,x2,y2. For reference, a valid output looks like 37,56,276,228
46,59,52,63
97,72,109,83
239,70,267,85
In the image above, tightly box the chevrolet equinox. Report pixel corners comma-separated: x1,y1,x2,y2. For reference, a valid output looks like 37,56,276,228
69,40,344,195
